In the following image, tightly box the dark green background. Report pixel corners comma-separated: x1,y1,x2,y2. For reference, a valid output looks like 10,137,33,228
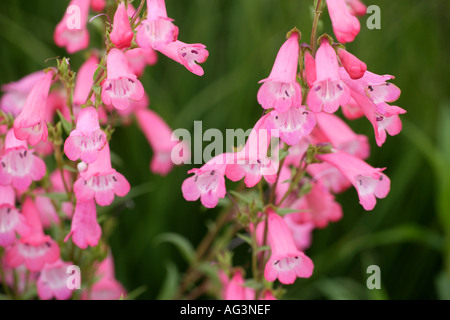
0,0,449,299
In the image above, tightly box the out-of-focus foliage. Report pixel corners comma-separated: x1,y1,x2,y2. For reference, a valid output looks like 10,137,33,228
0,0,448,299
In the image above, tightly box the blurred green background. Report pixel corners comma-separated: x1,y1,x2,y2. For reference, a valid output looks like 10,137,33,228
0,0,449,299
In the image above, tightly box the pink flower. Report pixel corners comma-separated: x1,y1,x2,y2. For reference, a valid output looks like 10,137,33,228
226,116,278,187
314,112,370,159
157,40,209,76
110,2,134,49
318,151,390,210
283,217,315,251
73,142,130,206
135,109,189,175
341,96,364,119
182,154,230,208
257,31,302,113
37,259,75,300
82,253,126,300
64,107,107,164
326,0,360,43
264,210,314,284
307,37,350,113
73,55,100,112
5,197,60,272
337,48,367,79
136,0,179,50
90,0,105,12
101,48,145,110
125,48,158,77
346,0,367,16
224,270,255,300
0,129,46,191
65,199,101,249
265,106,316,146
49,170,74,219
54,0,90,53
0,71,45,117
307,162,351,194
0,185,30,247
34,190,61,228
0,261,38,295
13,71,53,146
304,50,316,88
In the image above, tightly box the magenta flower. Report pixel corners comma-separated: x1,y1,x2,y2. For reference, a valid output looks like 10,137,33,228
257,31,302,113
0,185,30,247
5,197,60,272
13,71,53,146
135,109,189,175
37,259,75,300
318,151,390,210
326,0,360,43
314,112,370,159
264,210,314,284
65,200,101,249
54,0,90,53
101,48,145,111
265,106,316,146
125,48,158,77
337,48,367,79
158,40,209,76
0,71,45,117
182,154,230,209
307,37,350,113
110,2,134,49
64,107,107,164
136,0,179,50
0,129,46,191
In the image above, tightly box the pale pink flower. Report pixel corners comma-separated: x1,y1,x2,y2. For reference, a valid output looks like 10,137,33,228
283,216,315,251
0,185,30,247
110,2,134,49
135,109,189,175
307,37,350,113
125,48,158,77
0,129,46,191
13,71,53,146
264,210,314,284
341,96,364,119
318,151,390,210
326,0,360,43
54,0,90,53
0,71,45,117
5,197,60,272
65,199,101,249
37,259,75,300
136,0,179,50
257,31,302,113
101,48,145,110
34,190,61,228
64,107,107,164
307,162,351,194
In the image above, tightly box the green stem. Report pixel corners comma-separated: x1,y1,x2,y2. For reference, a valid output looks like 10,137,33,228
310,0,324,55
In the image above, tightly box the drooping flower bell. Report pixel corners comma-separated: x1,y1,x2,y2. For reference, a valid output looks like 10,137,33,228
326,0,361,43
37,259,75,300
65,199,101,249
110,2,134,50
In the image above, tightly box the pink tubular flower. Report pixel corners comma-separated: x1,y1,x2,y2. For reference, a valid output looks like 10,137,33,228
90,0,105,12
35,190,61,228
157,40,209,76
135,109,188,175
65,200,101,249
224,270,255,300
182,153,230,209
226,116,278,188
264,210,314,284
326,0,360,43
318,151,390,210
136,0,179,50
5,197,60,272
37,259,75,300
307,37,350,113
304,50,316,88
125,48,158,77
0,185,30,247
101,48,145,111
0,129,46,191
110,2,134,49
0,71,45,117
54,0,90,53
314,112,370,159
73,55,99,112
346,0,367,16
64,107,107,164
307,162,351,194
341,96,364,119
82,253,126,300
13,71,53,146
257,31,302,113
73,142,130,206
337,48,367,79
283,217,315,251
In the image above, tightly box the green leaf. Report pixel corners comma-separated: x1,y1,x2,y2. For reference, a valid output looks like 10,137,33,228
156,261,179,300
63,165,78,173
243,279,263,290
154,232,195,264
56,110,73,135
236,233,252,245
436,271,450,300
229,190,253,205
277,207,304,216
125,285,147,300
